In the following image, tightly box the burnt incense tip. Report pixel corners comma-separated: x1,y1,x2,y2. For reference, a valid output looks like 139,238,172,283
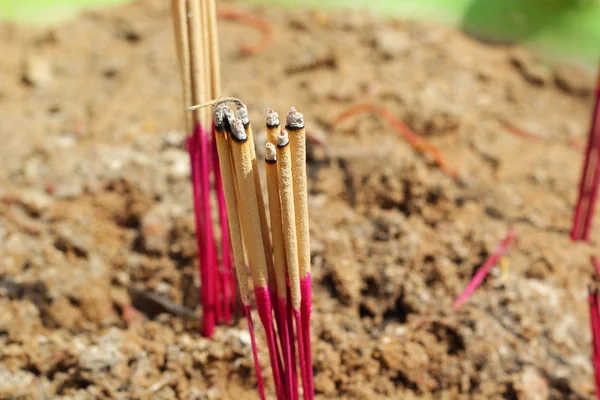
265,142,277,162
236,103,250,126
266,109,280,128
223,106,236,131
230,117,248,142
277,129,289,148
214,104,226,131
286,107,304,130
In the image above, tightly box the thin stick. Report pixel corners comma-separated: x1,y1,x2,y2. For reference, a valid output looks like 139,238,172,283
268,109,299,400
229,114,285,400
266,112,288,301
286,108,314,399
453,228,517,311
238,105,285,389
200,0,212,125
187,0,208,126
213,105,265,398
277,129,308,400
588,288,600,400
571,69,600,242
212,128,232,323
170,0,193,132
266,140,294,400
199,124,217,334
207,0,221,97
237,103,278,300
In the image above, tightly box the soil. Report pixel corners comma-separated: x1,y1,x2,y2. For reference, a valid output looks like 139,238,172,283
0,0,599,399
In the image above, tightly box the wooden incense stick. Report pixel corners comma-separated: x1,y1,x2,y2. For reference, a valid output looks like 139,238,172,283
186,0,219,335
237,103,278,297
265,128,295,398
267,110,299,400
286,108,314,399
200,0,213,125
237,104,286,392
187,0,208,127
214,105,266,399
203,0,233,324
206,0,221,98
171,0,193,133
228,112,285,400
277,129,309,400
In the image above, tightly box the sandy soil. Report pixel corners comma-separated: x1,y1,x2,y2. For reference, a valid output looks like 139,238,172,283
0,0,599,399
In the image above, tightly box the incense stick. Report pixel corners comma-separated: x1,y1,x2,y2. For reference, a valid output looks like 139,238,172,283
237,103,278,298
206,0,221,97
265,121,295,399
277,129,309,400
571,69,600,242
204,0,232,324
589,288,600,400
214,105,266,398
453,228,517,311
229,113,285,399
171,0,193,133
212,127,233,323
286,108,314,399
187,0,208,126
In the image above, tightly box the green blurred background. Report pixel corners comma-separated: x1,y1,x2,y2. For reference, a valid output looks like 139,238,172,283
1,0,599,67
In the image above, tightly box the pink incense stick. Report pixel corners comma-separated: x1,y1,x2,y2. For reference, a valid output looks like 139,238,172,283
453,228,517,311
589,289,600,399
254,287,285,400
198,122,218,335
294,310,310,400
244,304,266,400
571,72,600,242
275,295,294,400
287,283,299,400
212,124,234,323
187,125,213,337
300,276,313,399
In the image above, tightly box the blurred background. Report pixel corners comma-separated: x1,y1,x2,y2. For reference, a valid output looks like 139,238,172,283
2,0,600,67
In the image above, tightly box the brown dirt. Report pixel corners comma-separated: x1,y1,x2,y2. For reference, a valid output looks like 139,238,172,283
0,0,599,399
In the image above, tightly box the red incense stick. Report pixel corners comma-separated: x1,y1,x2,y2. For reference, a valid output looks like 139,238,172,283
453,228,516,311
589,288,600,400
212,124,234,324
187,123,216,336
571,70,600,242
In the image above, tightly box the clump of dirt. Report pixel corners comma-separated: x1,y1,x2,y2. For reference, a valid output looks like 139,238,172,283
0,0,598,399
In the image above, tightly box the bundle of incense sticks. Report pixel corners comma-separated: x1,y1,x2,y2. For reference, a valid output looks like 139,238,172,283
187,98,314,400
571,67,600,242
171,0,235,337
